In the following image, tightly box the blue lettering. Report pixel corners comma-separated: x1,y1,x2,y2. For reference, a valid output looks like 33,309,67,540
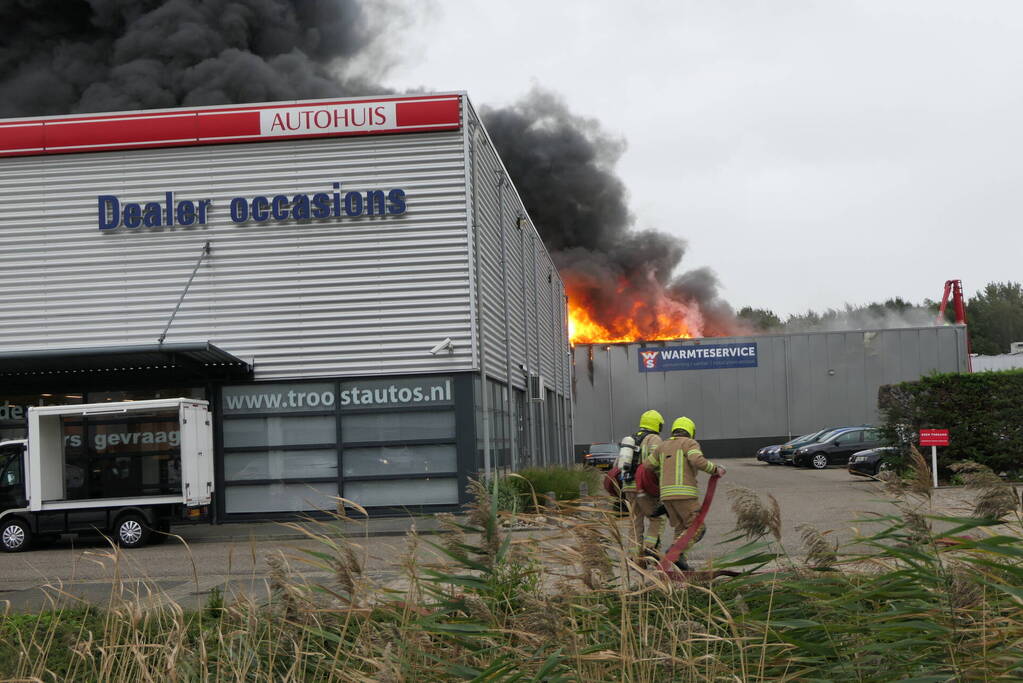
123,202,142,229
98,195,119,230
165,192,175,226
251,196,270,222
344,191,363,217
229,197,248,222
291,194,311,220
311,193,330,219
271,195,289,220
387,188,406,215
142,202,162,227
176,201,196,226
365,190,385,215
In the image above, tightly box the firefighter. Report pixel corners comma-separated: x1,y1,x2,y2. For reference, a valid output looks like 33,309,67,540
618,409,665,556
646,416,725,571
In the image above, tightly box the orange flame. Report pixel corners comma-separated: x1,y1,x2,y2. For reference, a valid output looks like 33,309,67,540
568,296,701,345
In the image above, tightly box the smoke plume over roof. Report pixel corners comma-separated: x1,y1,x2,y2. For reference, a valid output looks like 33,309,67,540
481,90,738,338
0,0,736,339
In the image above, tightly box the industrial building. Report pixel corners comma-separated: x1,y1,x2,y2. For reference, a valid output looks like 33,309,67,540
572,325,969,458
0,92,573,519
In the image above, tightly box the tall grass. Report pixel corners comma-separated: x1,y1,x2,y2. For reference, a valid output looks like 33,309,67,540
1,462,1022,680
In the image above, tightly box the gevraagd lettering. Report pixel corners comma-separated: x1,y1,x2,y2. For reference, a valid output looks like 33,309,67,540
224,381,452,412
97,182,407,231
64,430,180,451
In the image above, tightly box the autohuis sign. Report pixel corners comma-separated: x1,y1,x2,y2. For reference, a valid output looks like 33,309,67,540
97,181,407,231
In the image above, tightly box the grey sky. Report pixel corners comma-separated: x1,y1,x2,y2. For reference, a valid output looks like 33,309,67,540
383,1,1023,317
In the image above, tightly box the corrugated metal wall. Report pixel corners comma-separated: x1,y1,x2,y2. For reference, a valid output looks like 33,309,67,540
0,124,474,378
464,103,571,397
573,326,969,445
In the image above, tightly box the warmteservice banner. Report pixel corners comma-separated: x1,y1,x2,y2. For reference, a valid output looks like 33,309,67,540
638,343,758,372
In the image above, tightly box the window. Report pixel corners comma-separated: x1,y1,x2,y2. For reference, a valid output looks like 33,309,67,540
340,377,458,508
836,431,862,444
221,382,339,514
1,450,22,487
62,409,182,499
220,376,460,514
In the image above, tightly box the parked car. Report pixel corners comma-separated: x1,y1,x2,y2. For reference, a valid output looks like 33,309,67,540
792,427,884,469
756,444,784,464
582,443,619,470
848,446,898,477
778,428,844,465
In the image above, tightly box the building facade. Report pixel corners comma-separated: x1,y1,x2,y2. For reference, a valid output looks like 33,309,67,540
0,93,572,518
572,326,969,458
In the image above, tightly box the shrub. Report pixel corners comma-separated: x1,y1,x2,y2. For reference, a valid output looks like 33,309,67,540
509,465,603,509
878,369,1023,475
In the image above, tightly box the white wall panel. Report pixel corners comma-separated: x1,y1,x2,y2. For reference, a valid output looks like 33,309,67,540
0,129,472,379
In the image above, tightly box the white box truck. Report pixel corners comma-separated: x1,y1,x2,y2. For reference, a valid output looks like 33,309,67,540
0,398,214,551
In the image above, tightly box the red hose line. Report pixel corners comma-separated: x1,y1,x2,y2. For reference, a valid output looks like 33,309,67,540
657,473,721,577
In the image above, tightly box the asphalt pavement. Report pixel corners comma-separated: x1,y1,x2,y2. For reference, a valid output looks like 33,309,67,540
0,460,978,612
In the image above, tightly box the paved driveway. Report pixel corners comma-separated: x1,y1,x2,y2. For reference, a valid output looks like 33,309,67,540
0,460,922,612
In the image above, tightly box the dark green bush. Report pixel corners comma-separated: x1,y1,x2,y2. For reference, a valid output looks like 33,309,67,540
878,369,1023,475
509,466,603,508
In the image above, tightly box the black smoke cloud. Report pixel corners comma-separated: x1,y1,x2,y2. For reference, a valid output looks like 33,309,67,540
0,1,736,338
481,90,737,337
0,0,391,117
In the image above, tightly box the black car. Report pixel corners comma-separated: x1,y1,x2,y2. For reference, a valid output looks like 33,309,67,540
778,428,844,465
582,443,619,470
848,446,897,477
791,427,883,469
756,444,784,464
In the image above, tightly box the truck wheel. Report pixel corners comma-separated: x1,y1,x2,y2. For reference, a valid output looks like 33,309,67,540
1,518,31,552
115,514,151,549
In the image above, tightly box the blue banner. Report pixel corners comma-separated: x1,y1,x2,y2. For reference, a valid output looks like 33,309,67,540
638,343,758,372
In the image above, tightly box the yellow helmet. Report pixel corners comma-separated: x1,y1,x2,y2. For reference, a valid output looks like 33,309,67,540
639,410,664,433
671,416,696,438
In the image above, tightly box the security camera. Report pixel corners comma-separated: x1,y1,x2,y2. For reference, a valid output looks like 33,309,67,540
429,337,454,355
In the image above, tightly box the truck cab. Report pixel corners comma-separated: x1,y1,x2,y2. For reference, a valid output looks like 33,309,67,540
0,440,28,549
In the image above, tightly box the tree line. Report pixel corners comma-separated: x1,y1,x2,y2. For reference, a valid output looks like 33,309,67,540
738,281,1023,355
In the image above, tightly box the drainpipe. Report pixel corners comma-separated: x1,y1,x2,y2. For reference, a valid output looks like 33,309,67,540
468,124,491,481
607,345,615,443
496,173,516,472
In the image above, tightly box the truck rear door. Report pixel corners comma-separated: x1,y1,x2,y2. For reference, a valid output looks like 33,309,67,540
179,404,214,507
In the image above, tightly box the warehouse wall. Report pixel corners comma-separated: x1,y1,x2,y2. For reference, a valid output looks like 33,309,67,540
573,326,969,458
463,103,573,467
0,128,474,379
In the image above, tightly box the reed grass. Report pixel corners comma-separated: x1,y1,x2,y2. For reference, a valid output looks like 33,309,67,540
2,477,1022,681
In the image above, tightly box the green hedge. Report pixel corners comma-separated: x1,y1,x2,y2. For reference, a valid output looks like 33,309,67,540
878,369,1023,475
508,466,603,509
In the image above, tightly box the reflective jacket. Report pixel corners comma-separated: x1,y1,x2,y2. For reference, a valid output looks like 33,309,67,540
646,435,718,500
621,432,662,492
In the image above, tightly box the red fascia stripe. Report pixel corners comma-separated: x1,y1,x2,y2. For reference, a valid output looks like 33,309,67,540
0,123,45,153
396,99,461,128
44,114,197,149
197,111,261,139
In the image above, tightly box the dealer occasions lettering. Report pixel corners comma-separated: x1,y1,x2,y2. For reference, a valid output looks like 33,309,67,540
97,182,406,231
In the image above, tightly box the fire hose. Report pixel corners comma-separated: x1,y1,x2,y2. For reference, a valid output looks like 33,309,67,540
657,473,730,581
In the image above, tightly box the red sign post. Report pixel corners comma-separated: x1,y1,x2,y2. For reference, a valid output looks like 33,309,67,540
919,429,950,487
919,429,950,447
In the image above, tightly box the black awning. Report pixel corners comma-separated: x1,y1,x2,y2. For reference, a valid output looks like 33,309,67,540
0,342,252,389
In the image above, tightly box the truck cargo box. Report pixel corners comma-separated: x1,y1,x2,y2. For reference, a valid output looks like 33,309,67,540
27,398,213,512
